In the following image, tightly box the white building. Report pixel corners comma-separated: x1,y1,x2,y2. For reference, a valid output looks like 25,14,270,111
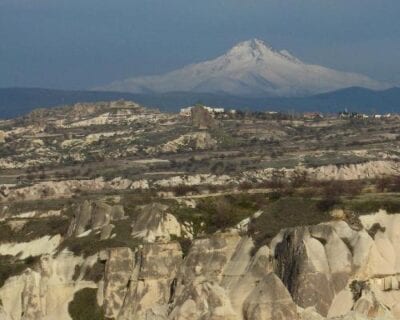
180,106,225,117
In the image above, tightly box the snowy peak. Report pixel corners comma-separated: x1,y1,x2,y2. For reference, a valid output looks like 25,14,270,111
279,49,301,63
225,39,300,63
99,39,388,97
227,39,271,55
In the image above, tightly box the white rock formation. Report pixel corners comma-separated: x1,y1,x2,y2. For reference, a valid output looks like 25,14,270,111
0,235,61,259
131,203,184,243
1,207,400,320
0,252,96,320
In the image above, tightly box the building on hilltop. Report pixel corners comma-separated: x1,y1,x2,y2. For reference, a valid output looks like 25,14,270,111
180,105,225,117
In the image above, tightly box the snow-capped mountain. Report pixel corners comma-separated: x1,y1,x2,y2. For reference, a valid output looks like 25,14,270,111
99,39,386,97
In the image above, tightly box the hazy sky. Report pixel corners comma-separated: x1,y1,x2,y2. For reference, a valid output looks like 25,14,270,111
0,0,399,89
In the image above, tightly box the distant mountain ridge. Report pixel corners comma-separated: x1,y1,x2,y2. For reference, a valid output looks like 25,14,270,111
98,39,387,97
0,88,142,119
1,86,400,119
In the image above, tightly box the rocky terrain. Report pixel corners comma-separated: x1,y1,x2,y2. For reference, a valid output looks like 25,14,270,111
1,100,400,319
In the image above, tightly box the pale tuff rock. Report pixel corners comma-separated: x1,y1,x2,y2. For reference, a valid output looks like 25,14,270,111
154,174,232,188
100,243,183,320
190,106,216,129
327,288,354,318
360,209,400,272
90,201,115,229
107,177,135,189
169,233,276,320
0,252,95,320
0,235,61,259
128,179,150,189
351,289,394,319
103,247,135,319
234,210,263,233
31,139,44,147
169,282,238,320
67,200,91,236
176,232,242,285
108,177,149,190
4,220,27,233
100,224,115,240
243,273,300,320
3,160,398,203
243,160,400,183
147,132,217,154
63,108,164,128
3,209,400,319
271,211,400,319
0,185,13,201
0,156,56,170
119,242,182,320
5,210,62,220
0,307,6,320
20,269,43,320
0,131,5,144
0,177,149,203
309,161,400,181
299,308,325,320
1,179,108,203
131,203,183,243
330,209,347,221
273,223,371,316
67,200,126,237
170,233,242,317
60,131,127,149
274,227,337,316
223,239,273,315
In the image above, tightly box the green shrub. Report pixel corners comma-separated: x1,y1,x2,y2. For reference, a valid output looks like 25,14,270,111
349,280,369,302
249,197,331,254
0,255,40,288
68,288,104,320
367,223,386,239
170,194,259,235
0,217,69,243
346,197,400,214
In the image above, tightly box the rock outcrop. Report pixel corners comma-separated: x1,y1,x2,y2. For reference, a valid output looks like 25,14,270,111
131,203,185,243
118,242,182,319
0,131,5,144
243,273,300,320
0,252,96,320
67,200,126,237
102,247,134,319
1,209,400,319
310,161,400,181
148,132,218,154
170,233,275,320
271,210,400,319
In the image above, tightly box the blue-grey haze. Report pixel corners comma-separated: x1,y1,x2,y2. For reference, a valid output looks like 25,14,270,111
0,0,399,89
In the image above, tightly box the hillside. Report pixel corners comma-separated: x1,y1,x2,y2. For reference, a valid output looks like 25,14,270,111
1,87,400,119
0,88,142,119
1,101,400,319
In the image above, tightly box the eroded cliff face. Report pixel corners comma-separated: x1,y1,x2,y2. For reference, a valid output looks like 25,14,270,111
1,206,400,320
3,160,400,204
0,252,96,320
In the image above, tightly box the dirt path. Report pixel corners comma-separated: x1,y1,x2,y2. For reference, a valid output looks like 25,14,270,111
163,188,272,200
